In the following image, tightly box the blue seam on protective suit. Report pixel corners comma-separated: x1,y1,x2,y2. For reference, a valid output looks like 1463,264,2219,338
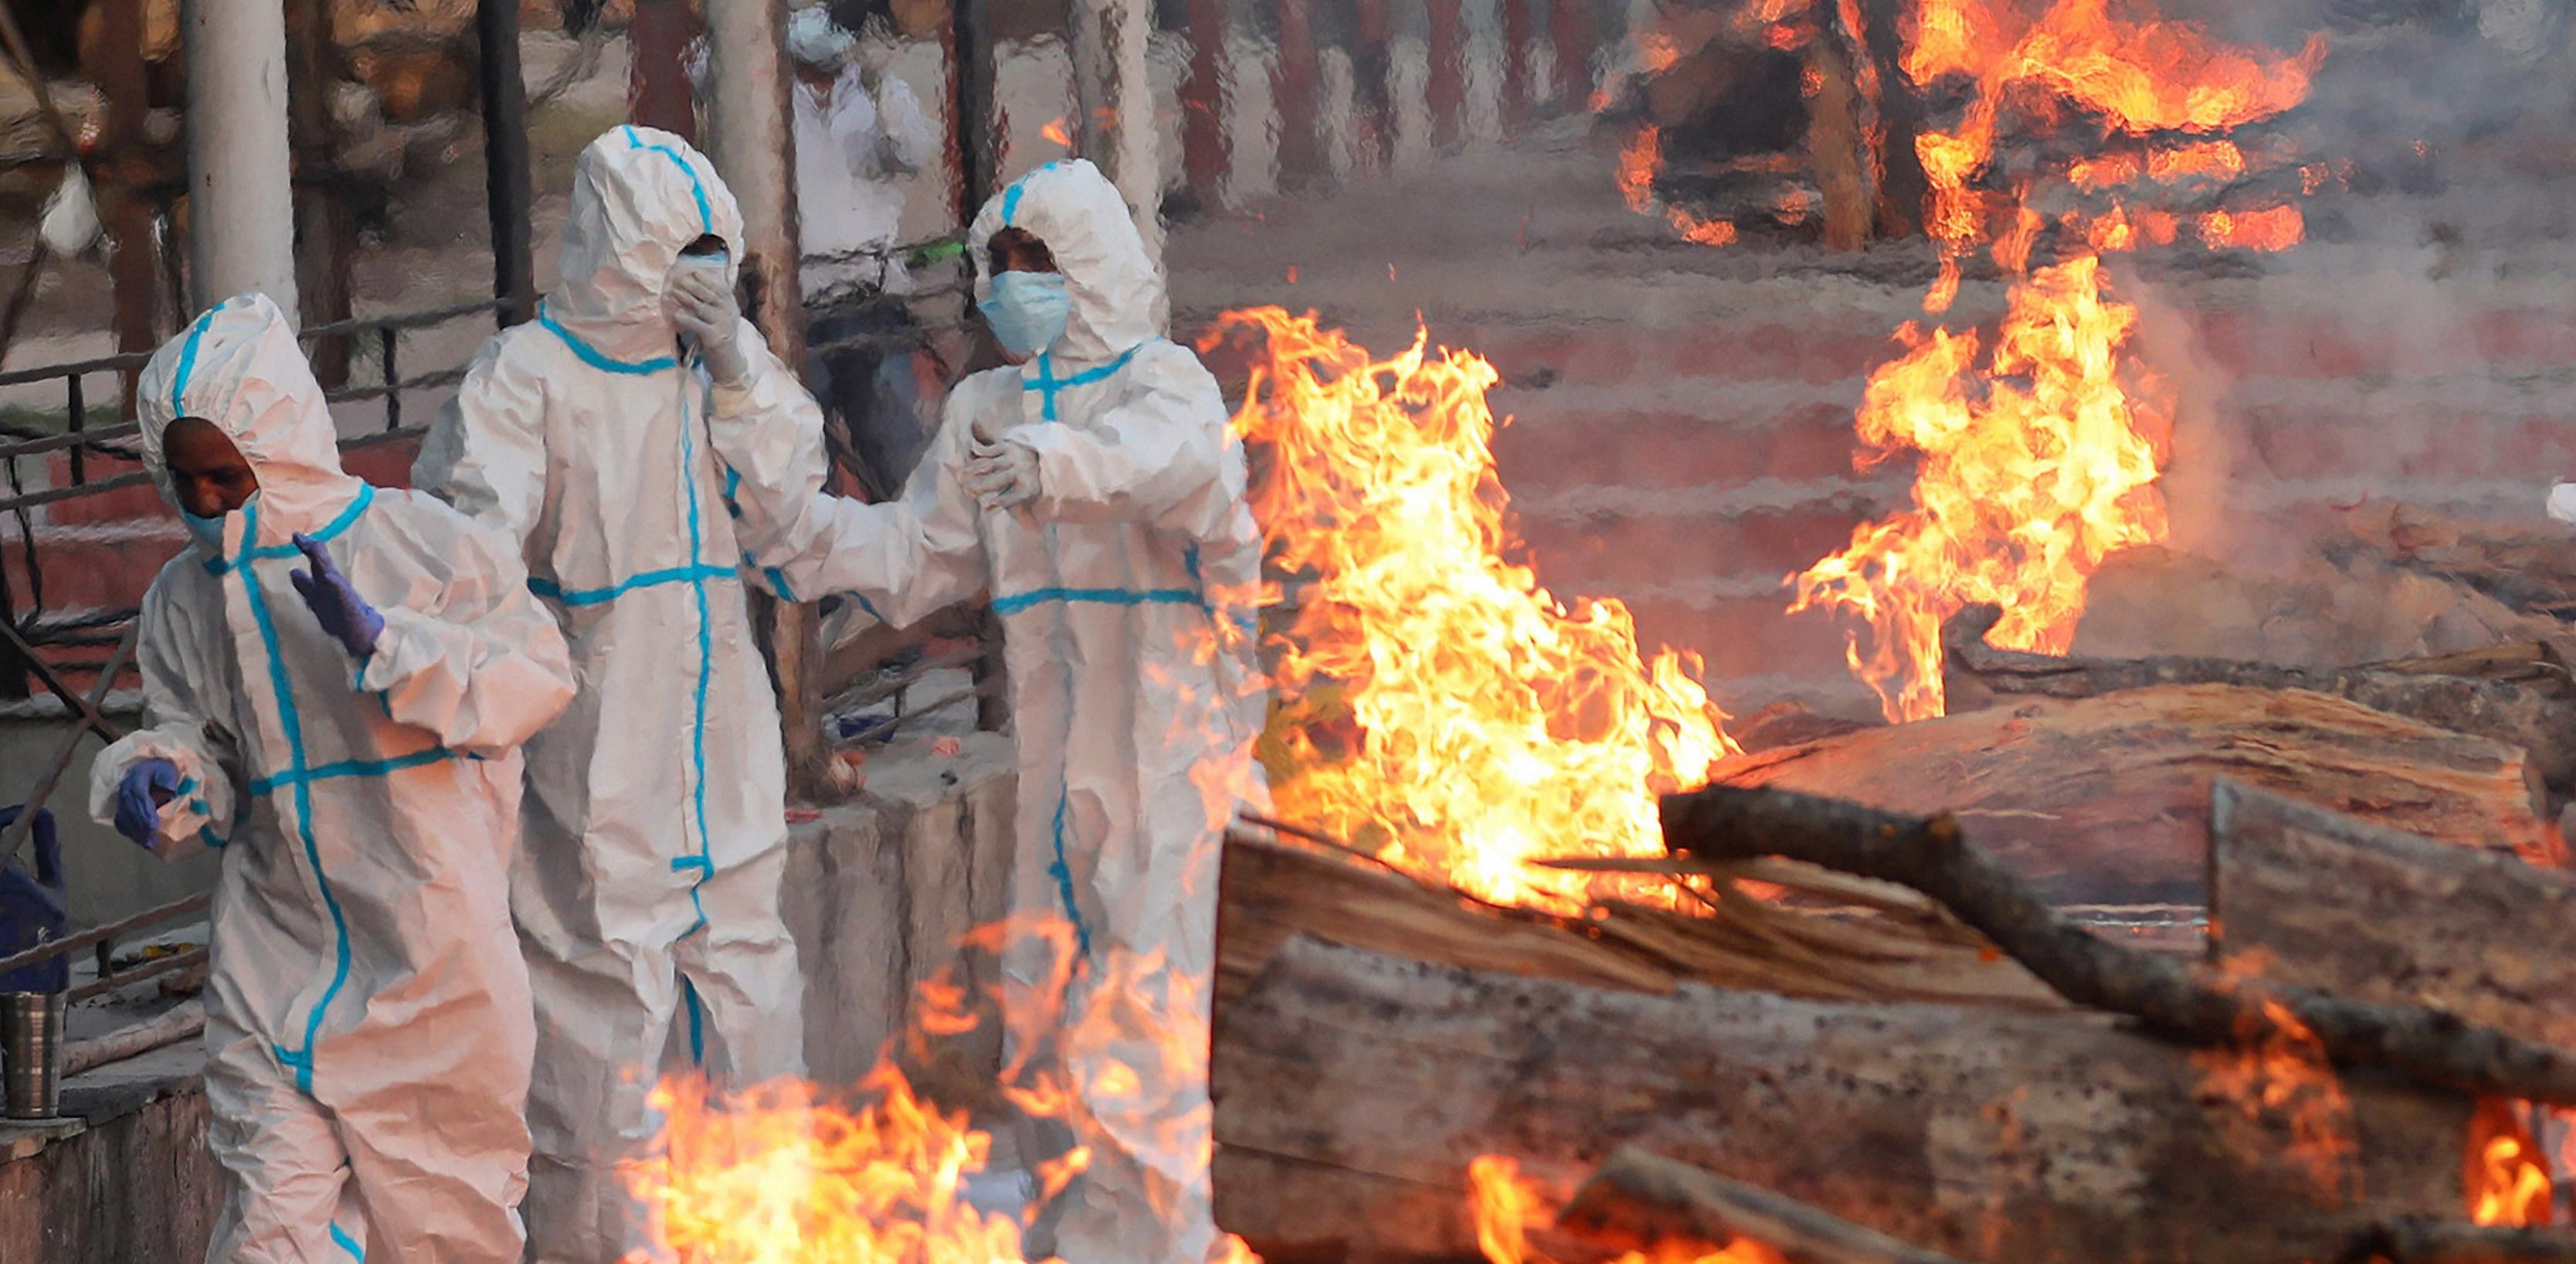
677,383,716,940
247,747,463,797
624,125,714,234
202,485,375,576
168,310,218,415
1047,787,1088,958
330,1222,363,1261
528,564,736,607
538,306,680,375
851,593,885,624
232,496,352,1096
997,161,1062,229
1023,344,1142,423
990,586,1197,616
680,977,706,1066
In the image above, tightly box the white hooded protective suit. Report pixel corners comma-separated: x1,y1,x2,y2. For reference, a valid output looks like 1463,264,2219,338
412,126,820,1264
90,292,573,1264
725,158,1268,1264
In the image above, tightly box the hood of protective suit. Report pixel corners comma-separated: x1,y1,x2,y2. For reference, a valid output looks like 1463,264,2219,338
969,160,1161,363
136,292,361,543
549,125,745,360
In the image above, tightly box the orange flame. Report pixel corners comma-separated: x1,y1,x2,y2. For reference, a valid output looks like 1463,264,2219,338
1790,0,2317,717
2147,139,2246,183
2197,204,2305,252
1468,1156,1787,1264
626,914,1259,1264
1212,308,1736,912
2470,1099,2555,1228
2185,955,2358,1201
1617,125,1742,247
1790,255,2171,720
1041,116,1074,147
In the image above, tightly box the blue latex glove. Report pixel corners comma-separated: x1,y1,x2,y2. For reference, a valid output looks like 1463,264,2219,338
290,532,383,658
114,759,181,847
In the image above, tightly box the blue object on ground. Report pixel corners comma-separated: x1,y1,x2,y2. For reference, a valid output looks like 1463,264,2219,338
0,805,69,994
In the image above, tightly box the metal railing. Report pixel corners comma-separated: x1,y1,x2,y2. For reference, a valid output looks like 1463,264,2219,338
0,301,508,1013
0,250,1003,1018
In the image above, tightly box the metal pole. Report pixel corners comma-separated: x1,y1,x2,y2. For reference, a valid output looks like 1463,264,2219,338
702,0,828,800
477,0,537,327
99,0,159,403
182,0,300,318
951,0,997,220
629,0,701,142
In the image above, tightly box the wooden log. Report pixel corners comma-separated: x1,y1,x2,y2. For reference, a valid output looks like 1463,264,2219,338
1713,681,2554,906
1943,603,2576,793
61,998,203,1079
2344,1221,2576,1264
2210,778,2576,1050
1226,827,2065,1012
1557,1147,1970,1264
1214,831,1682,1012
1210,936,2472,1264
1661,783,2576,1106
2333,502,2576,623
2072,544,2576,672
1802,23,1871,252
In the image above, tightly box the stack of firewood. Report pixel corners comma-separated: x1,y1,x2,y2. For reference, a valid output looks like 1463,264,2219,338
1208,502,2576,1264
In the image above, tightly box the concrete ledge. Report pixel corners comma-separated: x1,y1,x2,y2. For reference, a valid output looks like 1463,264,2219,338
787,730,1020,1084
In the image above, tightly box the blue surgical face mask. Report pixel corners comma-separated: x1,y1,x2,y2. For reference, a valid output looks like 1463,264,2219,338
181,491,255,551
979,271,1073,358
182,508,225,549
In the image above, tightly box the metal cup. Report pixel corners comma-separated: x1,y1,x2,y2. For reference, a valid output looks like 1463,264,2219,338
1,990,69,1120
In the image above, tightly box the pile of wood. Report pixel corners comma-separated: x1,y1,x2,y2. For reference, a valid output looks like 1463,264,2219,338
1210,506,2576,1264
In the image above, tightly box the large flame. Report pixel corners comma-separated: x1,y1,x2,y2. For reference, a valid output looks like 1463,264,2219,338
1789,254,2171,720
1789,0,2320,719
625,915,1255,1264
1211,308,1736,913
1468,1156,1786,1264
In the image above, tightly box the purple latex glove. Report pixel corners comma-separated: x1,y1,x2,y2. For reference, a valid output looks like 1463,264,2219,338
290,532,383,658
114,758,180,847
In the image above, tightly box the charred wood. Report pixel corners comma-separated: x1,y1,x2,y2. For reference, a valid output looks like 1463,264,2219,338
1714,681,2553,906
2343,1220,2576,1264
1661,783,2576,1106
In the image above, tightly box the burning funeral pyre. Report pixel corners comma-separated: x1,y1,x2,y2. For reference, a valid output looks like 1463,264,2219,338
616,1,2576,1262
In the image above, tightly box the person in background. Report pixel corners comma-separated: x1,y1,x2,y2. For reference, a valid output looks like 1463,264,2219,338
413,125,827,1264
687,4,939,499
90,291,574,1264
720,158,1270,1264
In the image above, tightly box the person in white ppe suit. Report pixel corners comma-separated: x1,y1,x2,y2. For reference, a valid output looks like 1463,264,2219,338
89,291,575,1264
413,125,820,1264
778,3,945,501
721,158,1269,1264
